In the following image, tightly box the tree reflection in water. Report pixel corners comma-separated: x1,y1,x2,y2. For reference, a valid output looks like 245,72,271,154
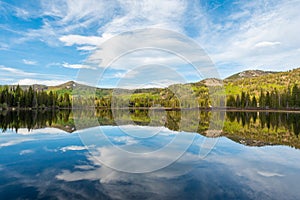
1,109,300,148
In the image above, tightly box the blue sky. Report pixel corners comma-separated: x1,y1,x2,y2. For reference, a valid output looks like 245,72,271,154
0,0,300,87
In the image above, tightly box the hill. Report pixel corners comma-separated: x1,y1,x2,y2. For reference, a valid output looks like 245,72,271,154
225,69,276,81
44,67,300,99
1,67,299,110
199,78,223,87
16,84,48,91
225,68,300,96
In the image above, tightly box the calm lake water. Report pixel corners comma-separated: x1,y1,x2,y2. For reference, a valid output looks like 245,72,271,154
0,109,300,199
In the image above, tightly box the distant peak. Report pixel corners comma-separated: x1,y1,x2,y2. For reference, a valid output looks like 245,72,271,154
225,69,276,80
65,81,76,85
200,78,223,86
47,81,78,90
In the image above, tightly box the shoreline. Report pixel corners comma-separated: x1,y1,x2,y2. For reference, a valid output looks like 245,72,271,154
1,106,300,113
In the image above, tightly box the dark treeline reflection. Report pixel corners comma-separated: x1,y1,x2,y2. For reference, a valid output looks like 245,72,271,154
226,111,300,136
0,110,72,133
71,109,214,134
1,109,300,148
224,111,300,149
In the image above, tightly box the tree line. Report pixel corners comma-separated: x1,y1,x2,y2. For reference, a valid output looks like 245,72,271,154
1,84,300,110
226,84,300,109
0,85,71,109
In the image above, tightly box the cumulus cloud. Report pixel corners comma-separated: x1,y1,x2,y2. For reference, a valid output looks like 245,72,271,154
3,0,300,82
75,28,216,88
56,0,300,79
201,0,300,76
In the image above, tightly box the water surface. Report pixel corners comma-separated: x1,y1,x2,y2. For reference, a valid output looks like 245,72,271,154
0,110,300,199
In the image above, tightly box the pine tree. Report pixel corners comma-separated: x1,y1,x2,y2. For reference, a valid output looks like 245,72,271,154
245,93,251,108
241,92,246,108
236,95,241,108
226,95,236,107
251,96,257,108
259,90,265,108
292,84,300,108
266,91,271,108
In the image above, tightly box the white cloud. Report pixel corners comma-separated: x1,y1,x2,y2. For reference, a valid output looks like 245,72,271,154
41,0,110,25
56,0,188,72
4,0,300,81
254,41,281,48
97,0,186,34
201,0,300,76
22,59,37,65
74,165,95,170
0,65,68,85
16,0,116,46
20,149,34,155
83,29,215,88
257,171,284,177
56,148,199,183
0,138,35,148
1,1,30,20
50,0,187,49
112,136,138,145
62,62,96,70
0,65,36,77
14,79,65,86
17,128,67,135
113,72,127,78
75,134,195,173
15,7,30,19
76,46,97,51
60,145,86,152
59,35,105,46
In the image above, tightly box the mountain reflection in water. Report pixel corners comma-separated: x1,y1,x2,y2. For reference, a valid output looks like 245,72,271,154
1,109,300,149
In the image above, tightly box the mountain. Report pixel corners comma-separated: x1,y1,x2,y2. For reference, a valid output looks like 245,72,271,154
48,81,98,91
224,68,300,95
49,81,77,90
48,68,299,94
200,78,223,87
225,69,277,81
4,67,299,100
16,84,48,91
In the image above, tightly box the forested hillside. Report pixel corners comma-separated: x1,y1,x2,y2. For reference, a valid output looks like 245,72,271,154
0,85,71,109
0,68,299,110
225,68,300,109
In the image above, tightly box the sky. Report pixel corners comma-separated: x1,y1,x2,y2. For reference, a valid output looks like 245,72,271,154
0,0,300,87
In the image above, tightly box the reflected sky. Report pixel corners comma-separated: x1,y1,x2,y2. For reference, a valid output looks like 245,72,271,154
0,126,300,199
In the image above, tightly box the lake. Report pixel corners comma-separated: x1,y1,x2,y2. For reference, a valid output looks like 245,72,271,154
0,109,300,199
